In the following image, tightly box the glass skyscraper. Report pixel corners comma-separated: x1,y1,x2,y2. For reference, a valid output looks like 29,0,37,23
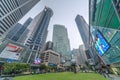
89,0,120,72
75,15,97,64
52,24,71,60
6,18,32,43
25,7,53,63
75,15,89,49
0,0,40,39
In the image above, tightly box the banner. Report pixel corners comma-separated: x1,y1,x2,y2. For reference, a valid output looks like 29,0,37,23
0,43,24,60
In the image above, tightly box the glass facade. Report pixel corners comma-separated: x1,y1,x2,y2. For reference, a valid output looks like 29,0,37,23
0,0,40,39
11,18,32,42
52,24,71,60
25,7,53,63
75,15,89,49
90,0,120,64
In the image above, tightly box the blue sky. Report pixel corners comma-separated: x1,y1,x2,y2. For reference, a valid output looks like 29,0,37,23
19,0,88,49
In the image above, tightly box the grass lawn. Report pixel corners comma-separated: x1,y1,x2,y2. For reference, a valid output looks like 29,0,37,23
14,72,109,80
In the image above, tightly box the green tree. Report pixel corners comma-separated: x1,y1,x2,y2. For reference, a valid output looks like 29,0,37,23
3,62,29,74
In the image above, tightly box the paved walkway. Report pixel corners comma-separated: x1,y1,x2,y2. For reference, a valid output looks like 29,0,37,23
0,77,13,80
109,74,120,80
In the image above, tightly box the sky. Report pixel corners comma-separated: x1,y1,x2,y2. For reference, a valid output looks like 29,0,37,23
19,0,88,50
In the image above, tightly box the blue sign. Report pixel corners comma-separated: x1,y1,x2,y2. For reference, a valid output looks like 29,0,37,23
6,58,14,63
95,31,109,56
48,63,57,66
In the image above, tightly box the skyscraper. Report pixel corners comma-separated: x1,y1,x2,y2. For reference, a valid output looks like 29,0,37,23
25,7,53,63
0,0,40,39
6,17,32,43
75,15,89,49
75,15,97,65
5,23,22,40
45,41,53,50
52,24,71,60
72,47,87,67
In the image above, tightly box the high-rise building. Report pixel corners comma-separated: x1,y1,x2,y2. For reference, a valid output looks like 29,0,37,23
52,24,71,60
5,23,22,39
72,48,87,67
79,45,88,65
75,15,89,49
89,0,120,74
0,0,40,39
6,17,32,43
75,15,96,62
45,41,53,50
25,7,53,63
40,41,53,52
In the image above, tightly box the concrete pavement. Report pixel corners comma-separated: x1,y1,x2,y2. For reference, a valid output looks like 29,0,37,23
0,77,13,80
109,74,120,80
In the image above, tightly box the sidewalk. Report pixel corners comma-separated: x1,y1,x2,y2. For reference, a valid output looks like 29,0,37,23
0,77,13,80
109,74,120,80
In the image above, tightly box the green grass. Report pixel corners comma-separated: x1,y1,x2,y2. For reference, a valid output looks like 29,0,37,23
14,72,109,80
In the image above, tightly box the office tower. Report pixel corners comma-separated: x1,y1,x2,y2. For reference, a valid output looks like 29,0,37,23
52,24,71,60
40,41,53,52
6,18,32,43
5,23,22,39
0,0,40,39
79,45,88,64
72,48,86,67
75,15,98,66
45,41,53,50
25,7,53,63
71,45,88,68
89,0,120,73
75,15,96,61
75,15,89,49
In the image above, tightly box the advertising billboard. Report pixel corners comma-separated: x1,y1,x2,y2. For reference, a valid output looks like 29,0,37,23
0,43,24,60
33,58,41,64
95,30,109,56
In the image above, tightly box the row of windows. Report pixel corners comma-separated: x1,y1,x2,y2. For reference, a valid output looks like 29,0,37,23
20,0,39,15
1,0,18,17
17,0,27,6
93,0,120,29
0,10,22,35
113,0,120,19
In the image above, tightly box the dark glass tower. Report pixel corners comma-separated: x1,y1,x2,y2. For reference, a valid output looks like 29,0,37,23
25,7,53,63
75,15,89,49
6,18,32,43
45,41,53,50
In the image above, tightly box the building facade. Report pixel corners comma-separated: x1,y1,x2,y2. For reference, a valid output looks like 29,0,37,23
79,45,88,66
52,24,71,60
6,17,32,43
75,15,89,49
89,0,120,74
41,50,60,66
25,7,53,63
5,23,22,40
72,48,87,67
75,15,97,64
0,0,40,39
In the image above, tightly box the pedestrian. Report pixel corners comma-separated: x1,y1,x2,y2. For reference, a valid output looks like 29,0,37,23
105,69,109,78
